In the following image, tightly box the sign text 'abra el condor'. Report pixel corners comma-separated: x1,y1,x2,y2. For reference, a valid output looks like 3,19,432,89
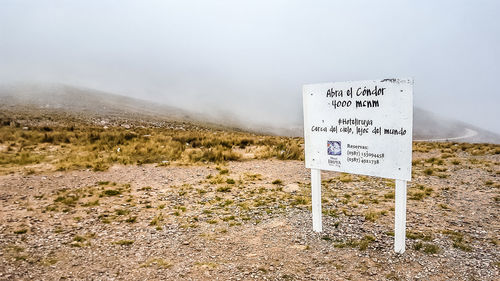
302,78,413,253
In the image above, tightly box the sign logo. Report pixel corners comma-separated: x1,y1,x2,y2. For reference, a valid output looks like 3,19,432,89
327,141,341,156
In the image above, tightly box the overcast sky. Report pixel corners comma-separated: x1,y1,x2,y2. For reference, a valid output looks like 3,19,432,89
1,0,499,133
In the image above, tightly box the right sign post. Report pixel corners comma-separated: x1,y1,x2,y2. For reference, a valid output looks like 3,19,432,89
302,78,413,253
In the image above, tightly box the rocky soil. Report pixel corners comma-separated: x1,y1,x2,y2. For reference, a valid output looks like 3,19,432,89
0,154,499,280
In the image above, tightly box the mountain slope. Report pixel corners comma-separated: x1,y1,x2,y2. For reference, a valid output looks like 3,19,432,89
1,83,498,143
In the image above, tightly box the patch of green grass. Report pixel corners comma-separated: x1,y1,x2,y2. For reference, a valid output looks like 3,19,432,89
425,157,437,163
220,199,233,207
442,230,472,252
175,205,187,212
332,235,375,250
222,215,235,222
73,235,86,242
339,173,353,183
413,242,440,254
384,192,395,199
409,191,426,200
272,179,282,185
291,196,308,206
98,214,112,224
438,203,450,210
13,228,28,234
82,199,99,207
453,241,472,252
441,153,454,159
40,257,59,266
244,173,262,181
321,236,332,241
115,209,130,216
322,209,338,217
125,216,137,223
101,189,121,196
364,210,381,222
226,178,235,184
113,240,134,246
358,235,375,250
14,255,29,261
216,186,231,192
209,175,225,184
149,214,164,226
54,194,79,206
406,231,433,241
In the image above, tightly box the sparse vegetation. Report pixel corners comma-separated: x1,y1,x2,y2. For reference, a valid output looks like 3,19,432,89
423,168,434,176
406,231,433,241
384,191,395,199
149,214,164,226
271,179,282,185
330,235,376,251
339,173,353,183
216,186,231,192
244,173,262,181
414,242,440,254
125,216,137,223
438,203,450,210
115,209,130,216
113,240,134,246
0,121,305,174
102,189,121,196
442,230,473,252
13,228,27,234
140,258,172,269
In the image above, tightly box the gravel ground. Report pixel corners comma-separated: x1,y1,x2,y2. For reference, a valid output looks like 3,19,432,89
0,155,498,280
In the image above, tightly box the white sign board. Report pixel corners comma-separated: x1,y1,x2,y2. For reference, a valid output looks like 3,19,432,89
303,79,413,181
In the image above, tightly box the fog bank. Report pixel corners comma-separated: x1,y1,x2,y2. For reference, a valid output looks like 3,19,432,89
1,0,499,133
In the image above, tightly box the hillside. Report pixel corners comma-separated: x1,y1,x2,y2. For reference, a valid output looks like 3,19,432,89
1,83,499,143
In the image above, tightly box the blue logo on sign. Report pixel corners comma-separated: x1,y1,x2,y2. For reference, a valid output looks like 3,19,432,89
327,141,341,156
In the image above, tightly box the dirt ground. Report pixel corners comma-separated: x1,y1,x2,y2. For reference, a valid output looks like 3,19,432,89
0,154,499,280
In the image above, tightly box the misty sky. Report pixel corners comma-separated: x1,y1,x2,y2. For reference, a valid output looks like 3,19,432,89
1,0,499,133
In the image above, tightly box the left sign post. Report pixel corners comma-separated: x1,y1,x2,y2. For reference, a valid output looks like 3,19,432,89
311,168,322,232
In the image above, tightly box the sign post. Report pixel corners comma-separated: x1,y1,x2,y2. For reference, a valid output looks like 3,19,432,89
394,179,407,253
311,168,322,232
303,78,413,253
